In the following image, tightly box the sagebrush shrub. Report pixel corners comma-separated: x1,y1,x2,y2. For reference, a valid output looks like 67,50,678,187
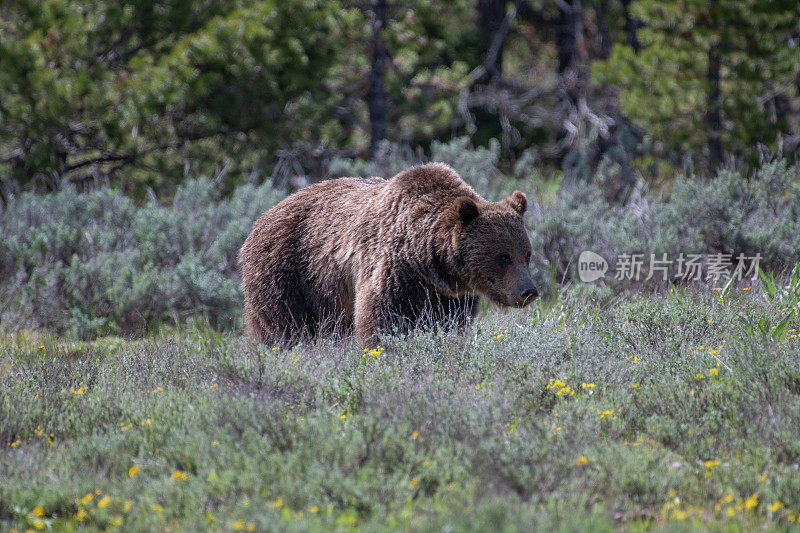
1,139,799,339
0,178,281,338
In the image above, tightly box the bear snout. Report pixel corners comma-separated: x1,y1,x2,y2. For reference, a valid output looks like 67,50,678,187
517,277,538,306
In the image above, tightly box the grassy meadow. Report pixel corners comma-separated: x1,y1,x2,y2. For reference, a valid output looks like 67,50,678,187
3,275,800,531
2,148,799,532
3,1,800,530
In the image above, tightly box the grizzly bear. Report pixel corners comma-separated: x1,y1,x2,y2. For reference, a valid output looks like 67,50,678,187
239,162,537,348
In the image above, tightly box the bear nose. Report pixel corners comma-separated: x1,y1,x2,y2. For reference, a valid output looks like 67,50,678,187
521,287,538,301
520,281,538,304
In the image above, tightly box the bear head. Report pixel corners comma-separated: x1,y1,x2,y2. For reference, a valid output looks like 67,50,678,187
447,190,538,307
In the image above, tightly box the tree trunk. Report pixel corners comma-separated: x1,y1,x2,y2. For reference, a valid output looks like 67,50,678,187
621,0,641,53
556,0,585,75
366,0,389,159
706,0,722,166
478,0,508,79
593,0,611,59
556,0,587,110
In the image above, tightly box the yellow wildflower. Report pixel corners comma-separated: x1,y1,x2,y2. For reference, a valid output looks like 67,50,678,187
171,470,188,482
128,465,140,478
272,497,283,508
410,477,419,487
555,385,574,396
575,456,587,465
32,507,44,517
744,493,758,510
97,496,110,508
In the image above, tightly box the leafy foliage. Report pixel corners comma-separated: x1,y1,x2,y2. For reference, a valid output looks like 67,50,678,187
593,0,800,163
0,0,355,195
4,0,797,197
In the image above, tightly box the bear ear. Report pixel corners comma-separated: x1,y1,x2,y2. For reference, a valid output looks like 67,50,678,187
454,196,479,225
504,191,527,215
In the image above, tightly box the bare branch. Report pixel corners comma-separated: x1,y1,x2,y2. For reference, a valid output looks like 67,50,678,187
65,154,134,173
485,0,524,79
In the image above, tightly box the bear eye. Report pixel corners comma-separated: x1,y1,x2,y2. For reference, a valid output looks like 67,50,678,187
525,252,531,264
498,253,512,265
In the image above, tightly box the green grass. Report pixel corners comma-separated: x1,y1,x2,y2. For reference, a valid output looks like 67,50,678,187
2,286,800,532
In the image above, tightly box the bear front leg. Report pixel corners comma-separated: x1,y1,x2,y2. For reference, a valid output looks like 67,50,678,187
354,286,383,349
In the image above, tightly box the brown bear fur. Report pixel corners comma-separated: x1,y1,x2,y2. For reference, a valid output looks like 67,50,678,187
239,162,537,348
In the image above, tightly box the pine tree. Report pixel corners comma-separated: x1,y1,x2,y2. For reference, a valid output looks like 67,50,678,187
593,0,800,167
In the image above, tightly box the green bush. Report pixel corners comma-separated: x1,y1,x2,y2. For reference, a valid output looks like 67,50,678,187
0,178,282,338
2,139,799,339
538,160,800,282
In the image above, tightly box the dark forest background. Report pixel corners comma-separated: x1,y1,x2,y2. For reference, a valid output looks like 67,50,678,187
2,0,799,201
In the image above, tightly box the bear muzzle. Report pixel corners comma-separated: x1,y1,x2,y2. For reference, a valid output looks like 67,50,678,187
516,276,539,307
